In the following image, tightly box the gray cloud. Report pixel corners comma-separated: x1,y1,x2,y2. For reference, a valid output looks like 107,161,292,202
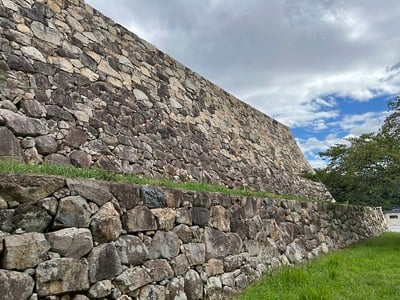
87,0,400,128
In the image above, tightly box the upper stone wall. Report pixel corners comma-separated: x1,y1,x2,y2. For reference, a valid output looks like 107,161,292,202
0,0,331,200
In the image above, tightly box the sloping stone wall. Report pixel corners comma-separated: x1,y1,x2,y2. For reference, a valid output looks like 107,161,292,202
0,0,331,200
0,174,387,299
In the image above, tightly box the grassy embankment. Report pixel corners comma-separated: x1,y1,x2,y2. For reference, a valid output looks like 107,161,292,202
0,159,308,201
239,232,400,300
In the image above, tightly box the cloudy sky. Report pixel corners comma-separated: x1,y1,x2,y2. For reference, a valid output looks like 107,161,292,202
86,0,400,168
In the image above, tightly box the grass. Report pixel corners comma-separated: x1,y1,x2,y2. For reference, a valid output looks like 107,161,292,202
0,159,311,201
239,232,400,300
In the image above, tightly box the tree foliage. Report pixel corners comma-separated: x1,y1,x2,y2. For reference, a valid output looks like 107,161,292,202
381,97,400,142
305,97,400,209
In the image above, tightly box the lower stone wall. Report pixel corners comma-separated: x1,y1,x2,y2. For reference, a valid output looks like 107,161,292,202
0,174,387,300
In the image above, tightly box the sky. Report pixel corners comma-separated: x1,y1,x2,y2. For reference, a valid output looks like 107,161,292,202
86,0,400,168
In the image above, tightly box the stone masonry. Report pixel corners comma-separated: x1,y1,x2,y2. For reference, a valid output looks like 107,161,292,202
0,0,331,200
0,174,387,299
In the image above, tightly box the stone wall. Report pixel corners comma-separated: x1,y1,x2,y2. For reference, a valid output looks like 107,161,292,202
0,174,387,299
0,0,331,200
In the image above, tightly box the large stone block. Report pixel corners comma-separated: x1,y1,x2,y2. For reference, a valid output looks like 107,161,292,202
54,196,91,228
46,228,93,258
124,206,157,232
64,128,89,148
0,209,14,232
205,259,224,276
98,59,121,79
0,270,34,300
88,243,122,283
67,178,114,206
164,188,183,208
204,227,227,260
109,182,141,209
191,192,211,208
6,54,34,72
225,233,243,255
242,197,258,218
95,155,122,172
173,224,193,243
0,100,17,113
113,266,152,295
205,276,223,299
141,185,167,208
0,174,65,203
144,259,174,282
69,150,92,168
223,255,245,272
166,278,186,300
90,202,122,242
36,258,90,296
20,98,47,117
12,204,52,232
0,126,21,158
152,208,176,230
229,205,248,239
184,270,203,300
113,144,138,163
183,243,205,266
243,240,260,256
265,219,282,241
170,254,190,276
191,207,209,226
115,235,148,266
31,21,62,46
0,108,48,136
176,207,192,225
34,135,58,154
2,232,50,270
88,280,114,299
139,285,166,300
285,240,306,263
148,231,180,259
44,153,71,165
210,205,230,232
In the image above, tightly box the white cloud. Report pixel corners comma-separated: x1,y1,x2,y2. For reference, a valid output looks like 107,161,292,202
297,134,350,168
297,109,388,168
240,67,399,129
339,111,388,136
297,134,345,156
307,157,330,169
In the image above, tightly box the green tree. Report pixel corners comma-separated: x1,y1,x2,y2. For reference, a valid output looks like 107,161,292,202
306,97,400,209
381,96,400,139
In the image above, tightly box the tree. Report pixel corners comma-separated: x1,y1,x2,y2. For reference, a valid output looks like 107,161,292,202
306,97,400,209
381,96,400,140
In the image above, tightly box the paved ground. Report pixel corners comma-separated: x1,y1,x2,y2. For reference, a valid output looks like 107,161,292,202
388,225,400,232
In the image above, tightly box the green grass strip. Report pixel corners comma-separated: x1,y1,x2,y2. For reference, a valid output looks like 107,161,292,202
239,232,400,300
0,159,311,201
